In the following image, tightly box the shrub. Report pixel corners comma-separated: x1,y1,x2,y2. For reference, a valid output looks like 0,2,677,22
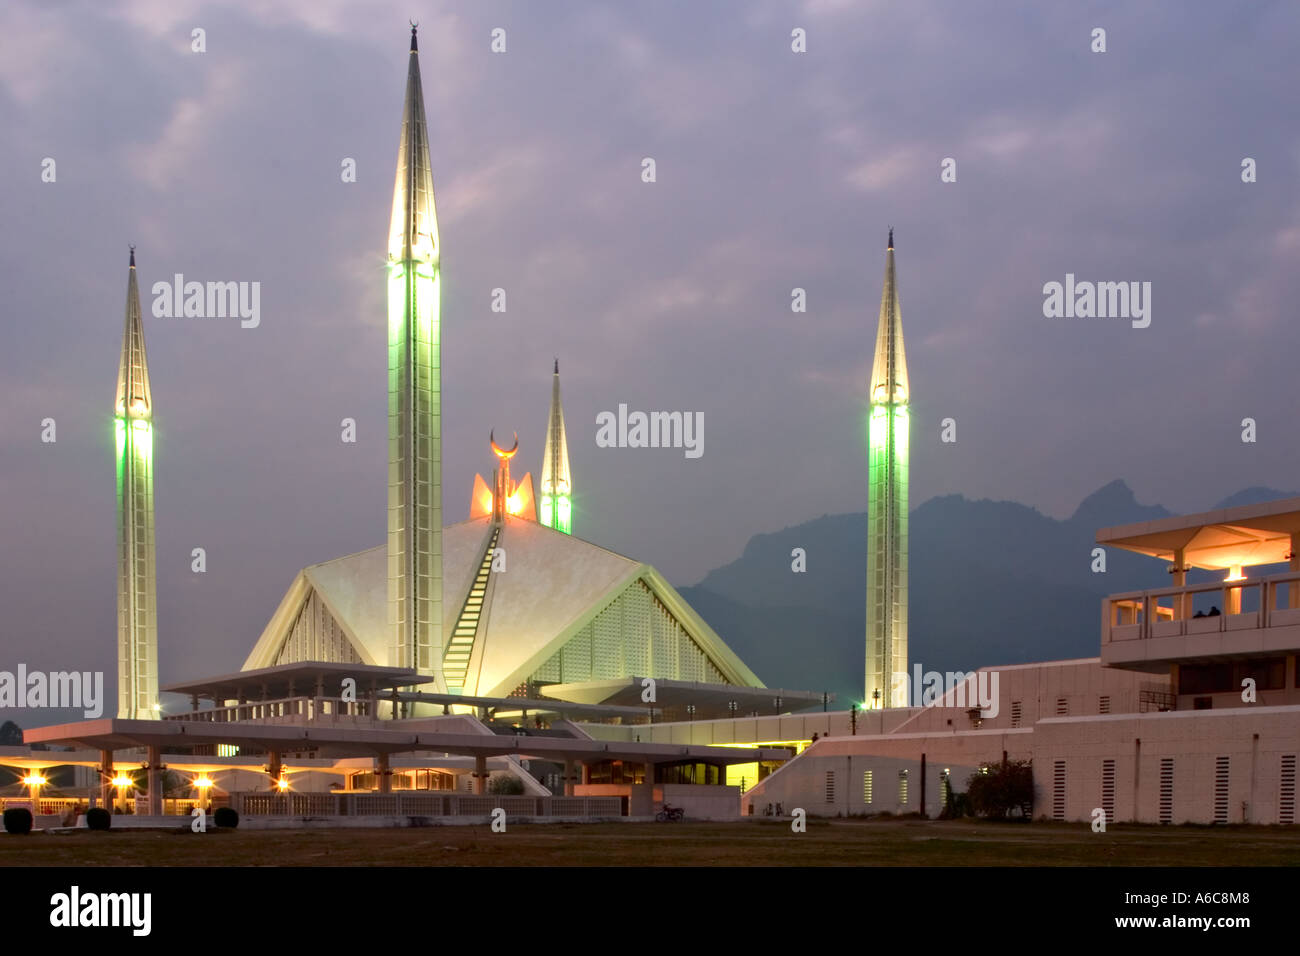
213,807,239,828
3,807,33,835
966,759,1034,820
488,775,526,795
85,807,112,831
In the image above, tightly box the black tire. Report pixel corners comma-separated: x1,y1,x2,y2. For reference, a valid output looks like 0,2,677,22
655,810,667,822
3,808,33,835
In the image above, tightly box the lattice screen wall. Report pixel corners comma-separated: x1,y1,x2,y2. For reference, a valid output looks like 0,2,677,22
529,580,727,685
275,589,362,665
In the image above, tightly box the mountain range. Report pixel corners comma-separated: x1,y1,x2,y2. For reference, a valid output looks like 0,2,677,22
678,482,1297,705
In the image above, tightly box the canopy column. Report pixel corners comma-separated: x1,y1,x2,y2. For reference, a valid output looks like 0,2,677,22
472,755,487,795
99,749,114,809
145,745,162,815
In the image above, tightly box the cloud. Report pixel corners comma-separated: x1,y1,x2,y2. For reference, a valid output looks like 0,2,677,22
844,146,923,192
121,63,249,190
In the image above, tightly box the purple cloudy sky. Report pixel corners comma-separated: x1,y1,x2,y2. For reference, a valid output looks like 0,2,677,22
1,0,1298,708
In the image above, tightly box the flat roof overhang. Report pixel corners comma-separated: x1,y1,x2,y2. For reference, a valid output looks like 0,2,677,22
22,719,792,765
1098,496,1300,571
1103,625,1300,674
161,662,435,702
541,677,826,717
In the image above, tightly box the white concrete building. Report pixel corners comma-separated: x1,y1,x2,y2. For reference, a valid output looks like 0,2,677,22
592,498,1300,825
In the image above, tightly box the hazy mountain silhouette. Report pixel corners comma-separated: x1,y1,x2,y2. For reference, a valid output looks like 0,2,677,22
680,482,1298,705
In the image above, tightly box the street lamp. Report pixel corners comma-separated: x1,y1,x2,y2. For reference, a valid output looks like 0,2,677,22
194,775,214,810
21,772,46,801
727,700,737,718
111,774,133,813
685,704,696,722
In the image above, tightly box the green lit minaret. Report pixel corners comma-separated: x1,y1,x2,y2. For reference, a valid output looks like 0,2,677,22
387,25,443,688
539,359,572,534
115,247,159,719
866,229,909,709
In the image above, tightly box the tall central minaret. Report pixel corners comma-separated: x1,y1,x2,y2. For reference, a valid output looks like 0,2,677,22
865,228,909,709
116,247,159,719
539,359,572,534
387,25,443,687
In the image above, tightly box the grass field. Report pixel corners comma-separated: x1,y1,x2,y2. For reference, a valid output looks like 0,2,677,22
4,817,1299,866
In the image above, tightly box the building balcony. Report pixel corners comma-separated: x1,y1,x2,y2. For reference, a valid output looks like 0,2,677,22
1102,572,1300,671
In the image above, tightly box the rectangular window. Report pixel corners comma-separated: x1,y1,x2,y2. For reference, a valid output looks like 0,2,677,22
1056,697,1068,716
1010,701,1022,728
1099,696,1110,715
898,771,909,808
825,770,835,803
1214,756,1230,824
1101,759,1115,821
1234,658,1286,692
1179,662,1233,695
862,770,873,805
1159,758,1174,824
1052,760,1066,821
1180,659,1286,696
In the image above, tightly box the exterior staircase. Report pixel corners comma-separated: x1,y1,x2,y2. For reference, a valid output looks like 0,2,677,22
443,524,500,690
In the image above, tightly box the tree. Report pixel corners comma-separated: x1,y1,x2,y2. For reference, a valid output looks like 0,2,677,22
966,759,1033,820
0,721,23,746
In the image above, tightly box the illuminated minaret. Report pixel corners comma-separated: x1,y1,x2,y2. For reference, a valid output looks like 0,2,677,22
115,247,159,719
386,25,443,686
539,359,572,534
865,228,909,709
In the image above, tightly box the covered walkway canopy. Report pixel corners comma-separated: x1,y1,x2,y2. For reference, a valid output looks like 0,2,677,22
1097,496,1300,571
161,661,434,706
23,718,792,766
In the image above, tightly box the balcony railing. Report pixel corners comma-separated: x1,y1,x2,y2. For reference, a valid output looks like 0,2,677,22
1104,571,1300,644
164,696,377,725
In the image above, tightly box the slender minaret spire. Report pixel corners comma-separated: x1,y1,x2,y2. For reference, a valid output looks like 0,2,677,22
115,247,159,719
865,228,909,709
387,24,443,689
539,359,572,534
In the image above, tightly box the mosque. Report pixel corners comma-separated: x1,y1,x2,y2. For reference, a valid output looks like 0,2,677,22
8,26,1295,831
1,26,817,822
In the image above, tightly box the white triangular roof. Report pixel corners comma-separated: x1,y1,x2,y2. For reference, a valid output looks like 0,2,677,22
243,516,761,695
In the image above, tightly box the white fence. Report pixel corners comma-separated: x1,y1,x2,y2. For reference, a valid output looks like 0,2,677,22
229,792,624,818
